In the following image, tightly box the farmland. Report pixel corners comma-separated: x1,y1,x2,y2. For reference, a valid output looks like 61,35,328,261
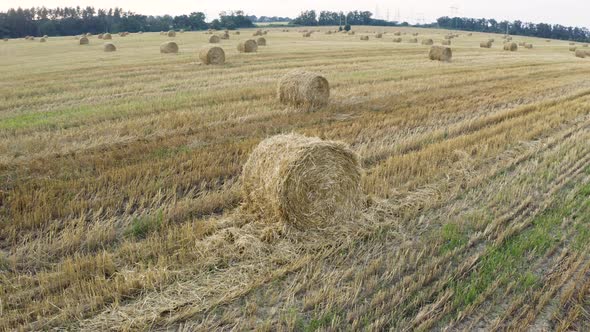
1,26,590,330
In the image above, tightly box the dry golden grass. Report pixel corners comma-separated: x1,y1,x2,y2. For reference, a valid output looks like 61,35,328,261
1,26,590,330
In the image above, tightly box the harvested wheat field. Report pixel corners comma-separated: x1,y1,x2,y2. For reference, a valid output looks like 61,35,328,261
2,26,590,331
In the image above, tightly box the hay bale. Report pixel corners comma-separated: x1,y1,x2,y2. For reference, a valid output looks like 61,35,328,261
43,35,48,38
241,134,362,228
421,38,434,45
442,39,451,45
167,30,176,37
524,43,533,49
488,38,495,43
238,39,258,53
2,38,7,42
234,31,240,35
221,32,230,40
160,41,179,54
180,29,185,33
199,46,225,65
360,36,369,41
412,32,419,36
138,31,143,34
103,33,112,40
583,44,589,48
79,36,89,45
394,31,401,36
253,30,263,36
569,42,575,45
375,33,383,38
408,38,418,43
393,38,402,43
86,33,92,37
503,42,518,51
303,32,311,38
348,31,355,35
256,37,266,46
103,43,117,52
518,42,526,46
575,49,586,58
480,41,492,48
429,46,452,61
467,33,473,36
278,70,329,109
570,47,577,52
40,38,46,43
209,35,221,43
98,34,103,39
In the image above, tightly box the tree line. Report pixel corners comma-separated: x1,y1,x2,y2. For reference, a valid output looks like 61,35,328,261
0,7,254,38
437,17,590,42
292,10,396,27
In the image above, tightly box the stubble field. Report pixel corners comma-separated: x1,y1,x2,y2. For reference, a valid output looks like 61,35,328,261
1,26,590,331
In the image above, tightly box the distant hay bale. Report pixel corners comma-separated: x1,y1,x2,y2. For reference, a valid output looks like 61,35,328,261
199,46,225,65
575,49,586,58
303,32,311,37
98,34,103,39
412,32,419,36
79,36,89,45
524,43,533,49
570,47,577,52
503,42,518,51
234,31,240,35
393,38,402,43
408,38,418,43
103,43,117,52
167,30,176,37
429,46,452,61
43,35,48,38
421,38,434,45
253,30,263,36
278,70,329,109
444,35,453,40
209,35,221,43
241,134,363,229
505,36,512,41
3,38,7,42
160,41,179,54
480,41,492,48
263,31,268,35
569,42,575,45
584,44,589,48
86,33,92,37
221,32,230,39
103,33,112,40
40,38,46,43
360,36,369,41
238,39,258,53
180,29,185,33
442,39,451,45
256,37,266,46
518,42,526,46
394,31,401,36
467,33,473,36
488,38,495,43
325,31,332,35
138,31,143,34
375,33,383,38
348,31,355,35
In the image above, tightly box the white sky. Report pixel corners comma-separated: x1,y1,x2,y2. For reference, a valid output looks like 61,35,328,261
4,0,589,28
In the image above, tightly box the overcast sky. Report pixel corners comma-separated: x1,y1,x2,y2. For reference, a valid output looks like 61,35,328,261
3,0,589,28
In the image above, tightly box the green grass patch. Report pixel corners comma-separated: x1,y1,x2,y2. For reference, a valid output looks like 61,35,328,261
124,210,163,239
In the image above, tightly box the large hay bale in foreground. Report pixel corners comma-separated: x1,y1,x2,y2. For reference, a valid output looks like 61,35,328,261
103,43,116,52
421,39,434,45
103,33,112,40
167,30,176,37
238,39,258,53
241,134,363,228
199,46,225,65
575,49,586,58
504,42,518,51
160,41,179,54
278,70,330,109
256,37,266,46
209,35,221,43
79,36,89,45
429,46,452,61
480,41,492,48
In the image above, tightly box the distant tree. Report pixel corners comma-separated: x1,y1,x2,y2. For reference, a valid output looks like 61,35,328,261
292,10,317,26
344,24,351,31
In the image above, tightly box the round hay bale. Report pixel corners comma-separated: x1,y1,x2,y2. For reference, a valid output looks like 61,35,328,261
160,41,179,54
86,33,92,37
394,31,401,36
199,46,225,65
40,38,46,43
412,32,419,36
278,70,329,109
488,38,495,43
325,31,332,35
421,38,434,45
575,49,586,58
98,34,104,39
518,42,526,46
348,31,355,35
43,35,48,38
234,31,240,35
167,30,176,37
79,36,89,45
408,38,418,43
303,32,311,37
480,41,492,48
392,38,402,43
429,46,452,61
103,43,117,52
441,39,451,45
583,44,589,48
3,38,7,42
256,37,266,46
375,33,383,38
209,35,221,43
503,42,518,51
103,33,112,40
569,42,575,45
570,47,577,52
180,29,185,33
253,30,263,36
525,43,533,49
360,36,369,41
241,133,362,228
467,33,473,36
221,32,230,40
238,39,258,53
